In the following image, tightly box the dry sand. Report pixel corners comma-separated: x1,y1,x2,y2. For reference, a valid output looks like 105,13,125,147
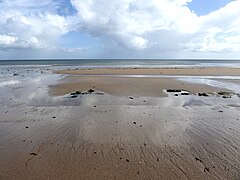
50,76,230,97
55,67,240,76
51,67,237,97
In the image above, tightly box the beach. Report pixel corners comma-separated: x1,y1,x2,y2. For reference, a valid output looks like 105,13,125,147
0,64,240,179
56,67,240,76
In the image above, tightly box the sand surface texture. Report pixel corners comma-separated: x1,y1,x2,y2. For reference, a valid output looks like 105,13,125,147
56,67,240,76
0,67,240,179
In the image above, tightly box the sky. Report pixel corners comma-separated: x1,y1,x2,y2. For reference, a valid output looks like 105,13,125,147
0,0,240,59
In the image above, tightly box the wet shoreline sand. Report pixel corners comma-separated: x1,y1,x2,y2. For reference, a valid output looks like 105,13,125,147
0,67,240,179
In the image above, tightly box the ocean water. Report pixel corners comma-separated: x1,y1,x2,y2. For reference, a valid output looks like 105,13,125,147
0,59,240,68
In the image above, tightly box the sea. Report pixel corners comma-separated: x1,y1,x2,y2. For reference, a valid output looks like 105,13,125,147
0,59,240,69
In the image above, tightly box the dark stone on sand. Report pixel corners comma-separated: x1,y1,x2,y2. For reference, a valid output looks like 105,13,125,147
218,91,232,98
13,73,18,76
30,153,37,156
25,126,29,128
174,94,178,96
181,93,189,95
157,158,159,161
167,89,181,92
218,91,230,95
88,89,94,93
204,167,209,172
52,117,56,119
218,110,223,113
94,106,96,108
129,97,133,99
71,95,78,98
198,93,208,97
75,91,81,94
133,122,136,124
222,96,231,99
126,159,130,162
195,157,202,163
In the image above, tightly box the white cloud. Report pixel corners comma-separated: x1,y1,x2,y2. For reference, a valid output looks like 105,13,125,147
0,0,73,50
0,35,17,46
70,0,240,55
0,0,240,58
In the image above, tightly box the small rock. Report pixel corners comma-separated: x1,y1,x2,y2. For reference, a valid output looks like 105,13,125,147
88,89,94,93
29,153,37,156
198,93,208,97
75,91,81,94
133,122,136,124
181,93,189,95
174,94,179,96
218,91,230,96
204,167,209,172
195,157,202,163
52,117,56,119
13,73,18,76
25,126,29,128
167,89,181,92
126,159,130,162
129,97,133,99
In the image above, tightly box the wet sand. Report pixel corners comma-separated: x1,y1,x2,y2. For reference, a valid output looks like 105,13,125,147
1,94,240,180
1,67,240,179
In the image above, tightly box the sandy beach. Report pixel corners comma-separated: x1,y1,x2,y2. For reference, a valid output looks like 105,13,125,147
50,76,232,97
51,67,240,97
55,67,240,76
0,66,240,179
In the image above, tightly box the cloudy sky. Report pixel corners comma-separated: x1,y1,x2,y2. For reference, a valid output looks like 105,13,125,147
0,0,239,59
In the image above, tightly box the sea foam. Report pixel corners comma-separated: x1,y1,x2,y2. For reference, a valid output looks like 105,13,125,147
0,80,20,87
